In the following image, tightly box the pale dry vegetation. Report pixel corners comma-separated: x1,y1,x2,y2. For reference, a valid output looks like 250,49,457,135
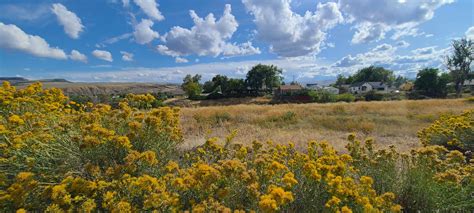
180,99,473,151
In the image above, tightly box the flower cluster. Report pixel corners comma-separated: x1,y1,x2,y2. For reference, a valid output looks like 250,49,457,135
418,109,473,151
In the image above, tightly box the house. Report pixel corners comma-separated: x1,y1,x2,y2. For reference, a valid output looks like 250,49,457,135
349,82,388,94
306,84,339,94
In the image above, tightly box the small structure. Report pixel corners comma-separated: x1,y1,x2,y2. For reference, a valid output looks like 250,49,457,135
306,83,322,90
273,84,311,103
349,82,388,94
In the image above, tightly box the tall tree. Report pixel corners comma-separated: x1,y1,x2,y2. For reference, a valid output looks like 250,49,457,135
352,66,395,86
446,38,474,97
245,64,283,93
414,68,450,98
181,74,202,99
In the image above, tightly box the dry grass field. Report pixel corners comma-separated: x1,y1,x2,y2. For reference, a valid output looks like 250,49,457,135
180,99,473,152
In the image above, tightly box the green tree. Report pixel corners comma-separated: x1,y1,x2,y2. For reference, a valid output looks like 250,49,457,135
181,74,202,99
352,66,395,86
394,75,408,88
335,74,347,86
446,38,474,97
414,68,449,98
245,64,283,94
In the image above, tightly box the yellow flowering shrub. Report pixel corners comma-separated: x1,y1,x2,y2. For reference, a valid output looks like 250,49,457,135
418,109,473,152
0,82,472,212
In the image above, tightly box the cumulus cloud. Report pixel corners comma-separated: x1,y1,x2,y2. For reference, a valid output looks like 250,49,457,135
351,22,388,44
466,26,474,40
175,57,189,63
133,0,164,21
339,0,453,43
334,43,396,67
69,50,87,63
0,22,67,59
242,0,343,57
133,19,159,44
120,51,134,61
92,50,113,62
157,4,260,57
51,3,84,39
332,43,449,78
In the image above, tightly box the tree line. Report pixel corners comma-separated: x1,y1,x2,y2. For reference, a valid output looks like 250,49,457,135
181,64,283,99
182,38,473,100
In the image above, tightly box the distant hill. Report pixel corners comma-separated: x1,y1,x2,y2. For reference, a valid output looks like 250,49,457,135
0,77,29,85
1,77,185,97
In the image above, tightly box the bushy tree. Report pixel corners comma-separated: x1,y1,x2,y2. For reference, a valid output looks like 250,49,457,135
203,75,247,98
334,74,354,86
181,74,202,99
414,68,450,98
446,38,474,97
245,64,283,94
352,66,395,85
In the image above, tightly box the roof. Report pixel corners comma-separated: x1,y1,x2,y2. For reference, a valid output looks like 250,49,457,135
350,82,365,87
279,85,303,90
366,82,386,89
350,81,386,88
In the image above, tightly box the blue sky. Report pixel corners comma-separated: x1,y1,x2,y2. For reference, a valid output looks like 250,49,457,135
0,0,473,83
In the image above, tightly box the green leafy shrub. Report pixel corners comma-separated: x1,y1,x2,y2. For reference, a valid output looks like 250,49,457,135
336,93,356,102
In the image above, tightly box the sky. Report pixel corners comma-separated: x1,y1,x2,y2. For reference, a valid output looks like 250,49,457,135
0,0,473,83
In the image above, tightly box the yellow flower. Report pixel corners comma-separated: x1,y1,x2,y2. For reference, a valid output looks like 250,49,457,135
360,176,374,185
8,115,24,125
325,196,341,208
113,136,132,149
166,161,180,172
282,172,298,188
341,206,352,213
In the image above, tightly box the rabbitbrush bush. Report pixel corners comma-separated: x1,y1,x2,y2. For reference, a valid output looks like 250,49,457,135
0,82,473,212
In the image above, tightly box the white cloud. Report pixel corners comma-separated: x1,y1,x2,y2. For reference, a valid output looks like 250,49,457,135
104,33,133,44
466,26,474,40
333,44,449,78
122,0,130,7
69,50,87,63
133,19,159,44
396,40,410,48
339,0,453,43
0,22,67,59
92,50,113,62
351,22,388,44
120,51,134,61
334,43,396,67
157,4,260,57
133,0,164,21
0,4,51,22
51,3,84,39
38,57,332,83
175,57,189,63
242,0,343,57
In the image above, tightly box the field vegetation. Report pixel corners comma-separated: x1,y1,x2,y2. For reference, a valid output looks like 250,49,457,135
0,82,473,212
180,99,473,151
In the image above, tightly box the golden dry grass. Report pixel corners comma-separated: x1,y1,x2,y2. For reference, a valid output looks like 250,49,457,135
180,99,473,152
